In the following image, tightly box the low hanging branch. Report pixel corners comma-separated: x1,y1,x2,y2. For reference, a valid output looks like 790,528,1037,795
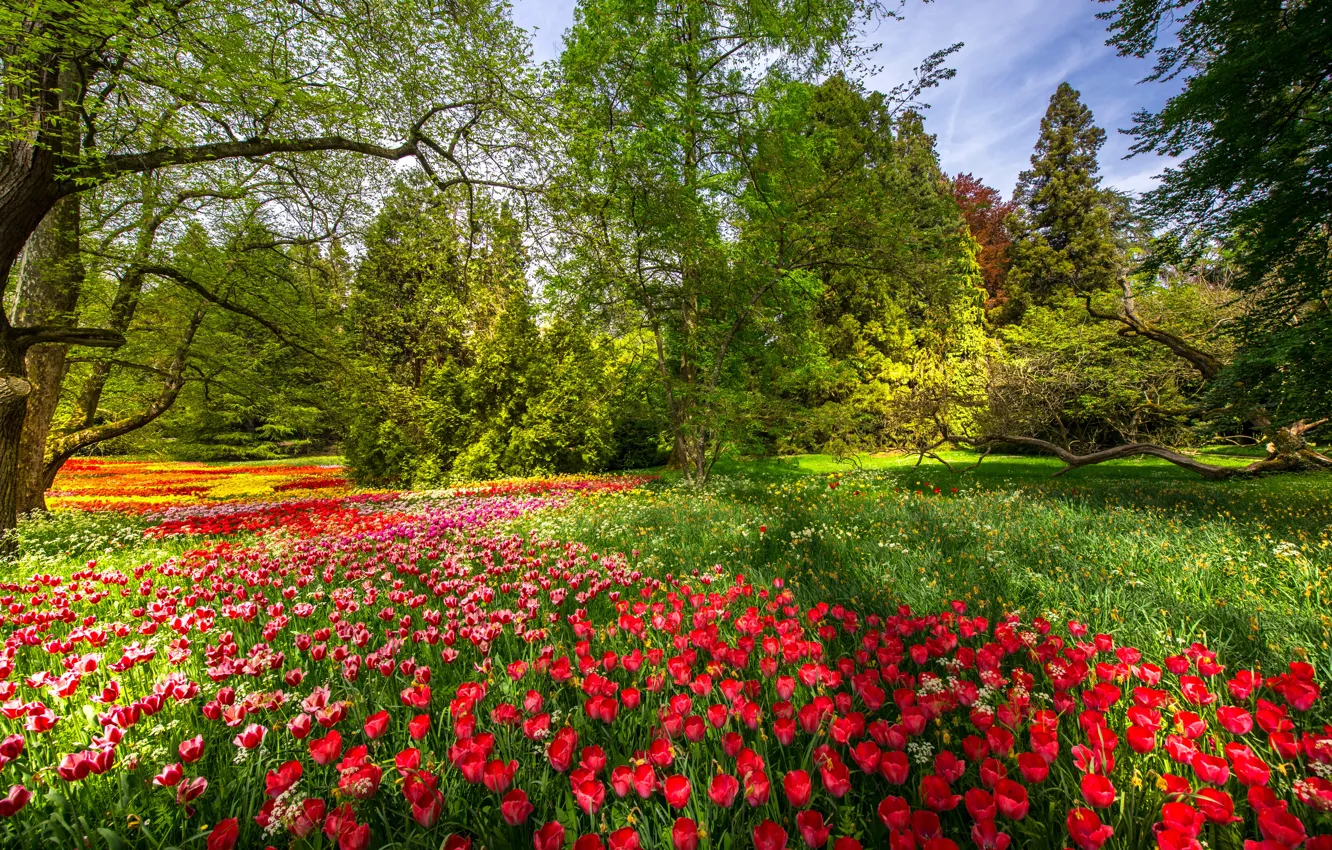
1081,275,1224,381
12,326,126,350
945,419,1332,480
41,309,206,489
134,264,317,356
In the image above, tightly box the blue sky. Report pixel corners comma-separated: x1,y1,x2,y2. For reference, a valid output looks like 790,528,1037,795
511,0,1182,196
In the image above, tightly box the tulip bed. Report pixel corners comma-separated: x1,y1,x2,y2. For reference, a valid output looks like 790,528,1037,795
1,461,1330,850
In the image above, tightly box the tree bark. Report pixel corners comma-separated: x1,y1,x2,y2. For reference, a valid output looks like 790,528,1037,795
12,196,84,514
0,333,29,554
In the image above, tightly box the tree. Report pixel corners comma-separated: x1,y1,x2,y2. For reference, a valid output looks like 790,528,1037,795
951,174,1015,312
0,0,532,542
343,178,664,486
1003,83,1121,319
1099,0,1332,430
551,0,929,481
768,80,987,458
42,202,350,487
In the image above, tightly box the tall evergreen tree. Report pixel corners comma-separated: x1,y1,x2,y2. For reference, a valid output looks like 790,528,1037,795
1004,83,1120,317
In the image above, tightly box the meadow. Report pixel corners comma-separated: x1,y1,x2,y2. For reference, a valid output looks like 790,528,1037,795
0,454,1328,850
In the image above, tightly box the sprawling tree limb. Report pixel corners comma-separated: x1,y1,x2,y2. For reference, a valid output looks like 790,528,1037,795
967,433,1239,479
134,264,315,355
945,421,1332,480
73,136,421,186
1081,275,1225,380
12,327,125,350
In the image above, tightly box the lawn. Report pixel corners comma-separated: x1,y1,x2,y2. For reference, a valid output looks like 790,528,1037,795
521,451,1331,670
0,454,1329,850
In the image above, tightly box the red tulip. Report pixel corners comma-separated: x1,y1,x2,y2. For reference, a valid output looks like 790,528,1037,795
633,764,657,798
1257,808,1307,846
152,762,184,788
534,821,566,850
364,710,389,740
288,713,312,739
745,769,771,807
1191,752,1229,786
753,819,789,850
1066,808,1114,850
608,828,640,850
574,779,605,815
784,769,812,807
483,759,518,793
176,776,208,805
411,788,444,828
310,730,343,765
880,751,910,784
0,785,31,818
207,818,239,850
293,799,326,842
178,736,205,763
921,774,961,812
877,796,910,831
409,714,430,740
1015,753,1048,784
673,818,700,850
934,751,965,783
1080,773,1115,808
1193,788,1238,824
709,773,740,807
796,810,832,848
340,822,371,850
1127,726,1156,753
912,810,942,841
232,723,266,749
971,819,1010,850
965,788,996,821
664,774,691,809
265,760,303,797
549,728,577,772
993,779,1028,820
1161,802,1204,838
819,759,852,798
501,789,534,826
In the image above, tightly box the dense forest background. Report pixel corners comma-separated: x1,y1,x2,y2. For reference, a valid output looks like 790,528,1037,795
2,0,1328,520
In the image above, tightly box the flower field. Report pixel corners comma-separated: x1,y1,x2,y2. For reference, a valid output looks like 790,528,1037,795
1,457,1330,849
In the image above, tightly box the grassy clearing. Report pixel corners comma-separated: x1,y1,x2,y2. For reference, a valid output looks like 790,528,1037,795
519,451,1332,675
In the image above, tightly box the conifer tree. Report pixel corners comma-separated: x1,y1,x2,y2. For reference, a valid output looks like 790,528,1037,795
1004,82,1120,317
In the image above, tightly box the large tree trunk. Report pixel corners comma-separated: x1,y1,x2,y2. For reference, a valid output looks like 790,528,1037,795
0,336,30,554
12,196,84,514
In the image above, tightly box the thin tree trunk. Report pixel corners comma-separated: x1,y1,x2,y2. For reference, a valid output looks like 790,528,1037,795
43,307,205,488
13,195,84,514
66,272,146,432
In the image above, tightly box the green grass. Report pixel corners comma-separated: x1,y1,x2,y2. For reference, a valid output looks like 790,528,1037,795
520,451,1332,674
16,450,1332,674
